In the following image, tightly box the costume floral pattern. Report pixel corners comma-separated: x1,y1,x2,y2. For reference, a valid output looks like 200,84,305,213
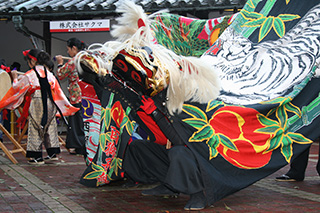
57,59,82,104
183,95,313,169
83,93,135,186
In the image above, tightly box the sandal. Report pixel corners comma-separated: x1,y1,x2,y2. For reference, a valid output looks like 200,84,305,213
28,158,44,165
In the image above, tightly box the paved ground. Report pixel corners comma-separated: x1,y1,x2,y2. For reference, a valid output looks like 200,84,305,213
0,134,319,213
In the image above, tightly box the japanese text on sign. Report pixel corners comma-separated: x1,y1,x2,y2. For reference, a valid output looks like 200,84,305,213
50,19,110,32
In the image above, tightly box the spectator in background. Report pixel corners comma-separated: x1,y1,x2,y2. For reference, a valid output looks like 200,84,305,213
55,38,87,156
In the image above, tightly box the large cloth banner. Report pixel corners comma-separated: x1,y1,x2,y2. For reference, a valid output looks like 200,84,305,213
155,0,320,205
80,0,320,205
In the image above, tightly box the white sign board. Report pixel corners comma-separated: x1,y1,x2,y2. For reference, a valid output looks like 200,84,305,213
50,19,110,32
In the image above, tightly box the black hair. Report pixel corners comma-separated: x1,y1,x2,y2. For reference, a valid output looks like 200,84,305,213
37,51,54,70
67,37,87,51
46,60,55,72
0,58,7,66
25,49,54,70
25,49,41,62
10,62,21,71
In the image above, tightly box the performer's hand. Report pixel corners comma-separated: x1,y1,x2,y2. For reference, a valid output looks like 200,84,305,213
140,95,157,114
55,55,64,66
11,70,18,80
166,139,172,149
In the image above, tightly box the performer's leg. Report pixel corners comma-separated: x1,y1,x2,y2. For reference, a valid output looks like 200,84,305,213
286,146,310,181
166,146,206,211
123,139,169,184
277,146,310,181
26,117,44,164
66,102,86,155
166,146,203,195
43,119,60,160
26,95,45,164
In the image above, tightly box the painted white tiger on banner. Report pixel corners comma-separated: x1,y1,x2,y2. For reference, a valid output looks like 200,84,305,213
202,3,320,105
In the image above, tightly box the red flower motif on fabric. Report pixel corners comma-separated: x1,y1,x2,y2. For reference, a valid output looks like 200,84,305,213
111,101,125,128
104,142,116,157
209,106,272,169
110,126,120,145
101,158,113,170
97,172,110,184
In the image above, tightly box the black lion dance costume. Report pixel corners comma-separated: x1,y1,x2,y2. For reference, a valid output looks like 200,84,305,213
76,0,320,210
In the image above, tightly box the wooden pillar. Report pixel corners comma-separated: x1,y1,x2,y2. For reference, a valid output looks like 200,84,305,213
43,21,51,54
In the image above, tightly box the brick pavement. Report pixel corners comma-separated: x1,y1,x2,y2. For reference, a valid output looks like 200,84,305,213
0,135,319,213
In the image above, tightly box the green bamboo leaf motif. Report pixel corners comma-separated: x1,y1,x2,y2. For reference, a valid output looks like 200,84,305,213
182,118,207,130
92,162,105,171
276,106,287,128
267,132,282,151
207,134,218,147
241,10,264,20
102,93,114,132
247,0,255,8
218,134,237,151
287,132,312,144
257,114,279,126
120,116,128,131
273,17,285,38
209,147,218,160
110,157,122,176
285,102,301,117
206,100,225,112
106,132,111,142
101,107,106,120
208,135,219,159
108,158,118,176
104,108,111,131
278,14,300,22
243,18,266,27
189,125,214,142
259,16,274,42
183,104,207,120
101,108,106,132
125,120,133,136
83,171,103,180
281,136,293,163
255,125,279,134
99,133,107,151
107,167,114,179
266,108,277,117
